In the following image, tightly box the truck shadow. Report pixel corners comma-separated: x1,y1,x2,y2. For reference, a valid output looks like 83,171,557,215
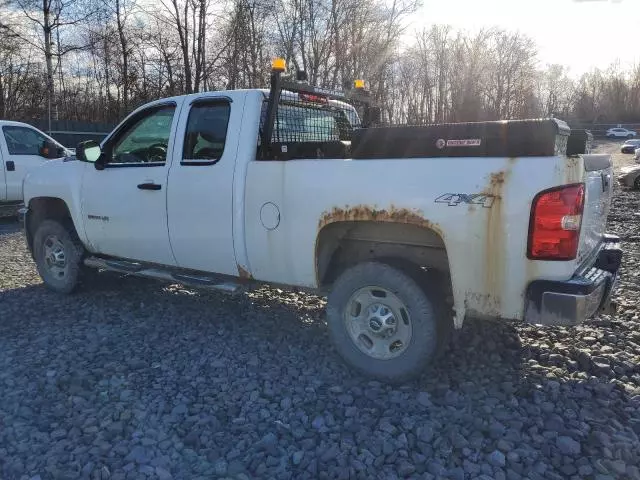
0,217,21,237
0,272,620,398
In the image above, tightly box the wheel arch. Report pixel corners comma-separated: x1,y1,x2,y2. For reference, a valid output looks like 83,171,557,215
26,197,78,255
315,220,452,294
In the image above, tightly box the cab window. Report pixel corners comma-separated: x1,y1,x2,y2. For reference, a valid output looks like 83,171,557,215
3,126,48,155
263,102,352,143
110,105,176,165
182,101,230,165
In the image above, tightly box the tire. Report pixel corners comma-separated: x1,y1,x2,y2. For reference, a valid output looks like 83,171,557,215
326,261,442,383
33,219,85,294
607,134,614,139
628,134,634,139
634,176,640,190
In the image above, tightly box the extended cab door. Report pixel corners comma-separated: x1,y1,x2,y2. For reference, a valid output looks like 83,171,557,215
81,102,179,265
166,94,241,275
0,125,52,202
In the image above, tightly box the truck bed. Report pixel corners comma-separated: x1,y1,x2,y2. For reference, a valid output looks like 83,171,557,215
245,151,612,326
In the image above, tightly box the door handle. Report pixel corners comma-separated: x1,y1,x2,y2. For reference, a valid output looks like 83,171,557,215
6,161,15,172
137,182,161,191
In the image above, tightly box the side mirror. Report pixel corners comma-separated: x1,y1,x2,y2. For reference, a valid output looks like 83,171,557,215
76,140,102,163
39,140,63,159
363,106,381,127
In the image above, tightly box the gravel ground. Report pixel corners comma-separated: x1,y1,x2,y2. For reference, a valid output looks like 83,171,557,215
1,143,640,480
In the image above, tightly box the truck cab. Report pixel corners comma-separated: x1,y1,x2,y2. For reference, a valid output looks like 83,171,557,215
0,120,70,206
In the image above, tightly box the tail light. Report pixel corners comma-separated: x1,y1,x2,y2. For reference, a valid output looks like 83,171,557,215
528,184,585,260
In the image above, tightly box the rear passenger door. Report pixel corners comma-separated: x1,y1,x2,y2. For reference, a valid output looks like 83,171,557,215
166,94,243,275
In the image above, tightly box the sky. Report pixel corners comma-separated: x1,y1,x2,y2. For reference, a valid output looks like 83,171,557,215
414,0,637,76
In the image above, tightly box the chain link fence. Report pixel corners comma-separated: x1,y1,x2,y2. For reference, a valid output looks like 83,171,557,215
14,119,115,148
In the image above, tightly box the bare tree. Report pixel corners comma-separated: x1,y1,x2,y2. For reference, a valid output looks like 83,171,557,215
9,0,94,129
6,0,640,129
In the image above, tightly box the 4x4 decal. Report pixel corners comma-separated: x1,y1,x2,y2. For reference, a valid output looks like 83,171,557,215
435,193,496,208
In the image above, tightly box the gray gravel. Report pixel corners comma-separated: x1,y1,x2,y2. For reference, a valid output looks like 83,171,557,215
1,153,640,479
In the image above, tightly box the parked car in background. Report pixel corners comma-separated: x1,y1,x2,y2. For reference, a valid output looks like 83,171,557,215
621,139,640,153
607,127,637,139
0,121,72,214
619,165,640,189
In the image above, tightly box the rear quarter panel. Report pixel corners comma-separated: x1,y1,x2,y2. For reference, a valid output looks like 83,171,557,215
578,156,613,269
245,154,588,325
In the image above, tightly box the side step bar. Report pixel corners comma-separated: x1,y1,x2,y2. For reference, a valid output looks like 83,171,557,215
0,202,23,218
84,257,242,295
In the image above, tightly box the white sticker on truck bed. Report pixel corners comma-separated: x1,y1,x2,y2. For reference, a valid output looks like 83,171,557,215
446,139,482,147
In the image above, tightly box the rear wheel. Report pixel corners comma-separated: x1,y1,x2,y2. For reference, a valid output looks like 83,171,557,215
33,219,85,294
326,261,443,383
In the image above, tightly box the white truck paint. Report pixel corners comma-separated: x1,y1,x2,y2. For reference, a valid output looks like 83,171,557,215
21,87,620,382
0,120,70,203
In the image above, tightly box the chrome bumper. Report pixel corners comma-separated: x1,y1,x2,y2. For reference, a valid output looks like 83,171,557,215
525,234,622,326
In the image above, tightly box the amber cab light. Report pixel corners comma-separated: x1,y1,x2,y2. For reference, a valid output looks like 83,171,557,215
528,184,585,260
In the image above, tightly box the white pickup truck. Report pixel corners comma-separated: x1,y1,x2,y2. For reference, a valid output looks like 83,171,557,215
21,61,622,382
0,120,70,215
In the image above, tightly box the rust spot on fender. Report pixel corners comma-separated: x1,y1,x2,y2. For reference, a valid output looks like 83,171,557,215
465,291,501,318
563,156,582,185
237,264,253,281
479,168,512,315
490,171,506,188
318,205,443,237
566,156,580,168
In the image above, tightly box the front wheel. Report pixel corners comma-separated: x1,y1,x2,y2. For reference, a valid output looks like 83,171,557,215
629,134,635,139
326,262,442,383
33,219,85,294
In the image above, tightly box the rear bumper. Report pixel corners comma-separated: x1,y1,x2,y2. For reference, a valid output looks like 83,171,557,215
525,234,622,326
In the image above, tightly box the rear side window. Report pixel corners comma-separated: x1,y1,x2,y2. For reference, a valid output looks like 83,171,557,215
182,101,230,165
275,104,344,142
3,126,47,155
271,103,352,143
258,100,355,160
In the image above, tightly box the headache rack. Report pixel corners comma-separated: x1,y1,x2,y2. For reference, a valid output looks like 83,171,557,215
260,59,379,160
260,58,588,160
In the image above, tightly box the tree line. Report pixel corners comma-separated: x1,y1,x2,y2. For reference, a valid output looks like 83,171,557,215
1,0,639,127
